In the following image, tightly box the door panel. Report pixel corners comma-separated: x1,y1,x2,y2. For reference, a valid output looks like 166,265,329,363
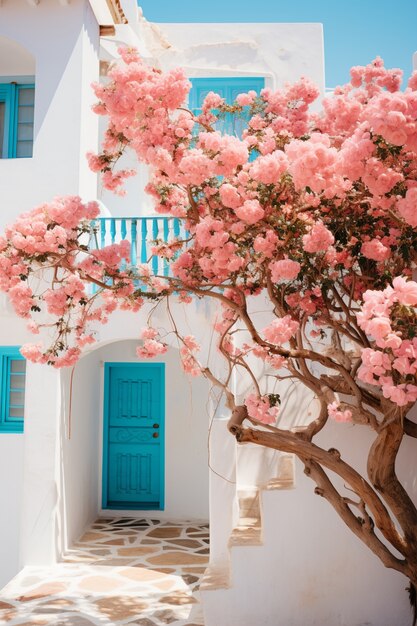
103,363,164,509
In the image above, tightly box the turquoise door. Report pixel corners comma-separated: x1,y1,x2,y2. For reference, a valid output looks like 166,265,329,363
102,363,165,510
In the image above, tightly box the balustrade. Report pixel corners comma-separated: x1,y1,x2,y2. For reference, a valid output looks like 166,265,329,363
89,216,186,278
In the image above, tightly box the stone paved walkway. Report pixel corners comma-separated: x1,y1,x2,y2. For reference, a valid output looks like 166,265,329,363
0,518,209,626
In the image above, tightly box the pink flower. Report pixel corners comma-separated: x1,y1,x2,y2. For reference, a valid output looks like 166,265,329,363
361,239,391,262
253,231,279,258
365,317,392,341
327,401,352,423
137,339,168,358
249,151,289,185
20,343,45,363
178,149,215,185
392,276,417,306
236,91,257,106
263,315,299,344
219,184,242,209
140,327,159,340
235,199,265,225
269,259,300,282
245,393,278,425
302,222,335,253
183,335,200,352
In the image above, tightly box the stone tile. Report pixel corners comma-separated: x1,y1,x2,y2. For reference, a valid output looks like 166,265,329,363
54,618,97,626
181,575,199,585
153,579,177,592
94,595,148,620
88,549,112,556
79,532,108,542
147,552,208,566
160,591,197,606
153,609,177,624
39,599,75,609
118,547,159,556
166,539,203,549
1,518,209,626
147,527,182,539
79,575,123,592
91,558,135,566
182,567,207,574
150,567,177,574
119,567,169,583
17,581,68,602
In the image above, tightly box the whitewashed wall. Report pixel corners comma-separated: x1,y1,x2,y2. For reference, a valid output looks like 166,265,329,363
204,416,417,626
0,435,25,588
0,0,101,584
0,297,41,583
0,0,99,230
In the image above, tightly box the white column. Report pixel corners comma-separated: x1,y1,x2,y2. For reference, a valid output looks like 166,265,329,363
20,363,62,566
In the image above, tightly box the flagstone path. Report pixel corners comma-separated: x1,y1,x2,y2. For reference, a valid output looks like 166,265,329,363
0,518,209,626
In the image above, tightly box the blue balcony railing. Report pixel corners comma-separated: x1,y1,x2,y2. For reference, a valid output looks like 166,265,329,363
89,216,186,277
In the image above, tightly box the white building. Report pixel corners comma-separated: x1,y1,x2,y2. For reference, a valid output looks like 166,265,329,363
0,2,415,625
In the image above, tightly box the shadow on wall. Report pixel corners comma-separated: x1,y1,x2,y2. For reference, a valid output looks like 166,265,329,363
0,36,36,159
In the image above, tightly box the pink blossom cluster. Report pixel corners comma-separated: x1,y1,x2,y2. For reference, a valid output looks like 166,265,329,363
361,239,391,262
245,393,279,425
137,327,168,359
397,188,417,228
249,151,288,185
286,133,346,197
180,335,201,376
357,277,417,406
327,401,352,423
263,315,299,345
269,259,300,282
302,222,335,254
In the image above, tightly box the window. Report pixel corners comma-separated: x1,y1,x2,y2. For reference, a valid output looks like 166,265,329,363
189,77,265,137
0,347,26,433
0,83,35,159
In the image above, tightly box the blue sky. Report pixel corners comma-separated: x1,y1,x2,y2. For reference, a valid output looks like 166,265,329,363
137,0,416,88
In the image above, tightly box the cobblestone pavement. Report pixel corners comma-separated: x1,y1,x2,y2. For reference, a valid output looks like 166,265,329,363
0,518,209,626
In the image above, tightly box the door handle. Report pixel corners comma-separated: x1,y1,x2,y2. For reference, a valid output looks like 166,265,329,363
153,432,159,439
153,423,159,428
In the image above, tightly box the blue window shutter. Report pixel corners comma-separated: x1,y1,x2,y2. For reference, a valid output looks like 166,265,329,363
0,347,26,434
0,83,34,159
0,84,14,158
189,77,265,138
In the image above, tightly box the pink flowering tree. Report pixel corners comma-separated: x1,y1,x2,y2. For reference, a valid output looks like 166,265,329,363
2,49,417,604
